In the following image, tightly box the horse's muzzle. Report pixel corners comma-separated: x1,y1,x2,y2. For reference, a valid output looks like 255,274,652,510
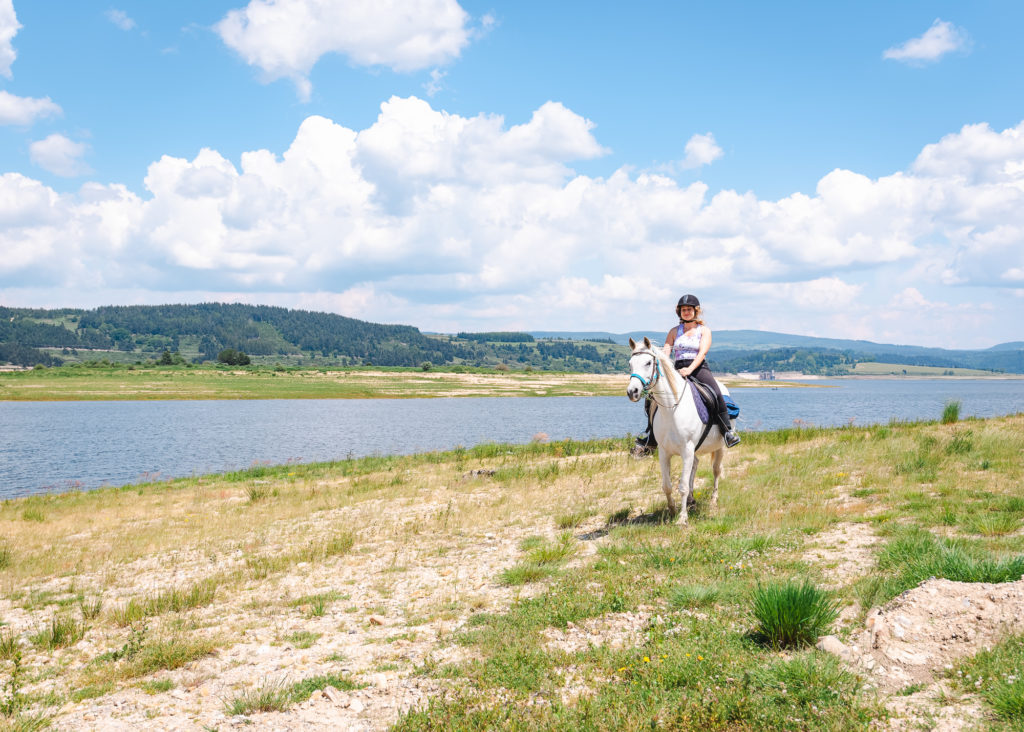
626,380,642,402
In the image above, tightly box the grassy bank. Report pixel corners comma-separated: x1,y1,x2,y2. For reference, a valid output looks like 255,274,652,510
1,414,1022,729
0,365,629,401
0,364,791,401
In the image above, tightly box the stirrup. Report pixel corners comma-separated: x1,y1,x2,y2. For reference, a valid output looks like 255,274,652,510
724,430,741,448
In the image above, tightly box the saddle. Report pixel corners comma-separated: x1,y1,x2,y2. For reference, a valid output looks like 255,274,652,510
686,377,721,450
687,377,718,425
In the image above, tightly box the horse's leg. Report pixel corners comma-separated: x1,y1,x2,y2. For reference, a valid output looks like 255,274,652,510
659,449,678,517
710,448,724,512
676,448,695,526
686,456,699,508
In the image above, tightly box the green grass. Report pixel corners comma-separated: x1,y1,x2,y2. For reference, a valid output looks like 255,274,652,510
28,615,86,650
109,578,219,626
224,673,364,716
750,580,840,650
951,632,1024,725
285,631,320,649
499,532,577,586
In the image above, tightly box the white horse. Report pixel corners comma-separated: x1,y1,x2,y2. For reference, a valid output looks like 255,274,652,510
626,336,726,525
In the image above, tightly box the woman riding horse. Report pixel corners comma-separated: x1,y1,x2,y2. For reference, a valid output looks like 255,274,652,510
635,294,740,451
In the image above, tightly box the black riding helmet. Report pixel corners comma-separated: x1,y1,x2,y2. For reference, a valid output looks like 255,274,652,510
676,294,700,318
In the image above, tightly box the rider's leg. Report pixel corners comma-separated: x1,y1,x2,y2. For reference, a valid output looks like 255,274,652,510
636,397,658,448
692,365,740,447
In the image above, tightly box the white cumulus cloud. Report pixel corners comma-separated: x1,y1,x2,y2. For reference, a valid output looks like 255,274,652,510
680,132,723,169
883,19,968,65
0,89,61,125
3,98,1024,347
29,134,91,177
216,0,473,100
0,0,18,78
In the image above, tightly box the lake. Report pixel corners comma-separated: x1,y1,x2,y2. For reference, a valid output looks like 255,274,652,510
2,378,1023,499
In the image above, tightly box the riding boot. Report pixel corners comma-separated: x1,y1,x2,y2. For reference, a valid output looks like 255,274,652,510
634,397,658,453
717,400,740,448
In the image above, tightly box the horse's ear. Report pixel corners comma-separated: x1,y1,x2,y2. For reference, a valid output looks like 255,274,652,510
643,336,652,349
628,337,636,350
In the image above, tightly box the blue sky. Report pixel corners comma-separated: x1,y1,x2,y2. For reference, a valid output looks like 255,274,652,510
2,1,1024,348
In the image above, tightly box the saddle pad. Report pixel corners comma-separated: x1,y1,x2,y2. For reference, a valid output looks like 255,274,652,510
689,381,709,424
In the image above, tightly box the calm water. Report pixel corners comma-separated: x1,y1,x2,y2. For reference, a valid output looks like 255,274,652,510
2,379,1023,499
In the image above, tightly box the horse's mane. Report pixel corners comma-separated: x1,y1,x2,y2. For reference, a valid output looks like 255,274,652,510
649,344,684,401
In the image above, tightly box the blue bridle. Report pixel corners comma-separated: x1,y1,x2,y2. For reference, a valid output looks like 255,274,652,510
629,350,662,396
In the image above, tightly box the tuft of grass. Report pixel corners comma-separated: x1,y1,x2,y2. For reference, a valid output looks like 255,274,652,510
499,532,576,586
750,580,839,649
287,672,363,701
20,508,45,523
669,583,721,609
29,614,86,650
77,595,103,620
555,507,593,530
70,683,112,702
941,400,962,424
110,577,218,626
285,631,320,649
140,679,175,695
224,677,293,716
225,672,365,716
121,634,218,679
0,628,20,661
964,512,1022,537
0,544,11,570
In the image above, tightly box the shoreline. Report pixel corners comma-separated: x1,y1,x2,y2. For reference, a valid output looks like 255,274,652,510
2,367,1020,402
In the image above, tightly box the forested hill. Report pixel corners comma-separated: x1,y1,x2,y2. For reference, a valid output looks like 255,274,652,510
0,304,624,372
2,304,1021,374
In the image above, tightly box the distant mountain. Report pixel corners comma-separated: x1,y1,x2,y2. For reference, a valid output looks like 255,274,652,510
529,329,1024,374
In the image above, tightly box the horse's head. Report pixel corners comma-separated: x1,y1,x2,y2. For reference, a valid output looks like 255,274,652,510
627,336,658,402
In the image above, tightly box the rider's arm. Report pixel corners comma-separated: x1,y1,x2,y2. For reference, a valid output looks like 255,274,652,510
680,327,713,376
662,327,676,357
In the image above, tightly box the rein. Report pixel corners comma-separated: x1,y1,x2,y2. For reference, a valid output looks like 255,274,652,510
630,349,685,409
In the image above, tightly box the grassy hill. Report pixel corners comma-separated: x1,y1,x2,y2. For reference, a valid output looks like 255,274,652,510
0,304,625,373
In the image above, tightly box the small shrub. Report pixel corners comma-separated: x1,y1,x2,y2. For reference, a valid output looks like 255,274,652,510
941,400,961,424
751,580,839,649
